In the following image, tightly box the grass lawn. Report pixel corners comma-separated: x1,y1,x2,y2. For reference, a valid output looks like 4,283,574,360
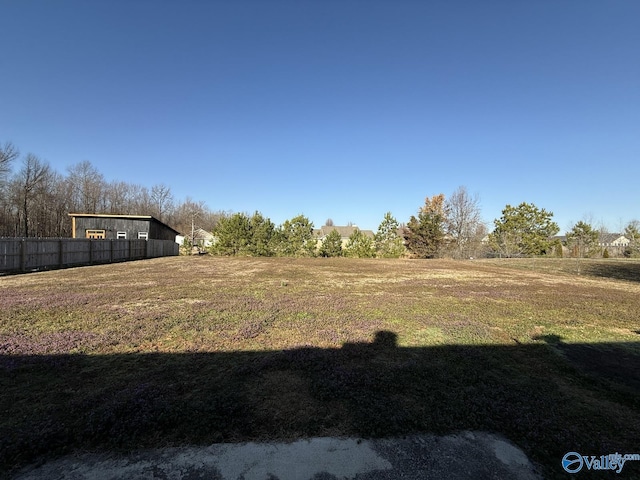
1,256,639,478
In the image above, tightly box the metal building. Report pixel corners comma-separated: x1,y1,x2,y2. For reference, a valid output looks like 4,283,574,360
68,214,181,242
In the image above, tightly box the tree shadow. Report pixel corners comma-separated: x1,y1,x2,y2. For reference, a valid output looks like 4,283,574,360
579,261,640,283
2,332,640,478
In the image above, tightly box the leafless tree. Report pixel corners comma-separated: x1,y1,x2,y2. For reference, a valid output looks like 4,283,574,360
445,186,483,259
105,180,134,214
171,197,207,234
0,177,20,236
46,172,74,236
150,183,174,221
66,161,106,213
0,143,225,238
129,184,153,214
0,142,19,183
0,143,21,235
17,154,51,237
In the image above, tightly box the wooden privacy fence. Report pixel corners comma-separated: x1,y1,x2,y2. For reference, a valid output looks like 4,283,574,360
0,238,179,273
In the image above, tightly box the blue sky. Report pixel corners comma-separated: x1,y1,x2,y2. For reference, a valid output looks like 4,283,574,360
2,1,639,234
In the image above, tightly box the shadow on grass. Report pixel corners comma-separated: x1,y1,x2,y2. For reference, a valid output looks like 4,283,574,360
2,332,640,479
580,261,640,283
533,334,640,393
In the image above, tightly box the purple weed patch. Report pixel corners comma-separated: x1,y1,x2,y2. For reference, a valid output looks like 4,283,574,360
0,331,101,355
0,331,103,369
0,290,98,309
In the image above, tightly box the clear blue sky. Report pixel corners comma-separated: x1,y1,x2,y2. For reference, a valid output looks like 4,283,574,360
2,1,639,234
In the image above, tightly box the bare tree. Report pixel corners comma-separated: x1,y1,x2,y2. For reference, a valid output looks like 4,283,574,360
0,143,21,235
150,183,174,221
171,197,207,235
445,186,483,259
135,185,156,214
105,180,134,214
0,175,20,236
0,142,224,238
17,154,51,236
0,142,19,182
66,161,106,213
45,172,74,237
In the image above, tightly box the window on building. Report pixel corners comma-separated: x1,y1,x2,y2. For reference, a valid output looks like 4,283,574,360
117,231,127,239
138,232,149,240
86,229,106,239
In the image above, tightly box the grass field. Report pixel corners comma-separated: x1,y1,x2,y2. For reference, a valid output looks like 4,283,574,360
1,256,639,478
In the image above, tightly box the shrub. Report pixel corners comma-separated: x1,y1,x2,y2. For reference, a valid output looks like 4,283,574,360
318,229,343,257
344,229,375,258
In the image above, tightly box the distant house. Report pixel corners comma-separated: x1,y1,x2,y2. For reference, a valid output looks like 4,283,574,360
69,214,181,242
314,225,375,247
176,228,215,250
554,233,631,257
598,233,630,256
598,233,630,248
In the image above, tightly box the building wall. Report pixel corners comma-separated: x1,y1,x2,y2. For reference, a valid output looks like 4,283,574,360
74,217,153,240
72,216,179,242
149,219,179,241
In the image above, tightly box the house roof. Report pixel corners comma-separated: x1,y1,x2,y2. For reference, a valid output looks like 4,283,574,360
191,228,214,240
598,233,629,244
68,213,181,235
314,225,375,239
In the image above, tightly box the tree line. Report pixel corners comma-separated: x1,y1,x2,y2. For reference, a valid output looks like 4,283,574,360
3,140,638,259
209,189,639,259
0,142,223,238
403,194,639,259
207,211,406,258
207,187,486,259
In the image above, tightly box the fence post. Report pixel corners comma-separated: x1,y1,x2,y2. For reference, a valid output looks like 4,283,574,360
59,238,64,269
20,238,26,272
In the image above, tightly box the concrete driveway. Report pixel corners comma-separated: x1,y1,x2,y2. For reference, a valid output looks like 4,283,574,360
14,431,542,479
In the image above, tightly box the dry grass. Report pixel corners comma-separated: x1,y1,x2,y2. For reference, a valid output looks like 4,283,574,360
1,256,639,478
